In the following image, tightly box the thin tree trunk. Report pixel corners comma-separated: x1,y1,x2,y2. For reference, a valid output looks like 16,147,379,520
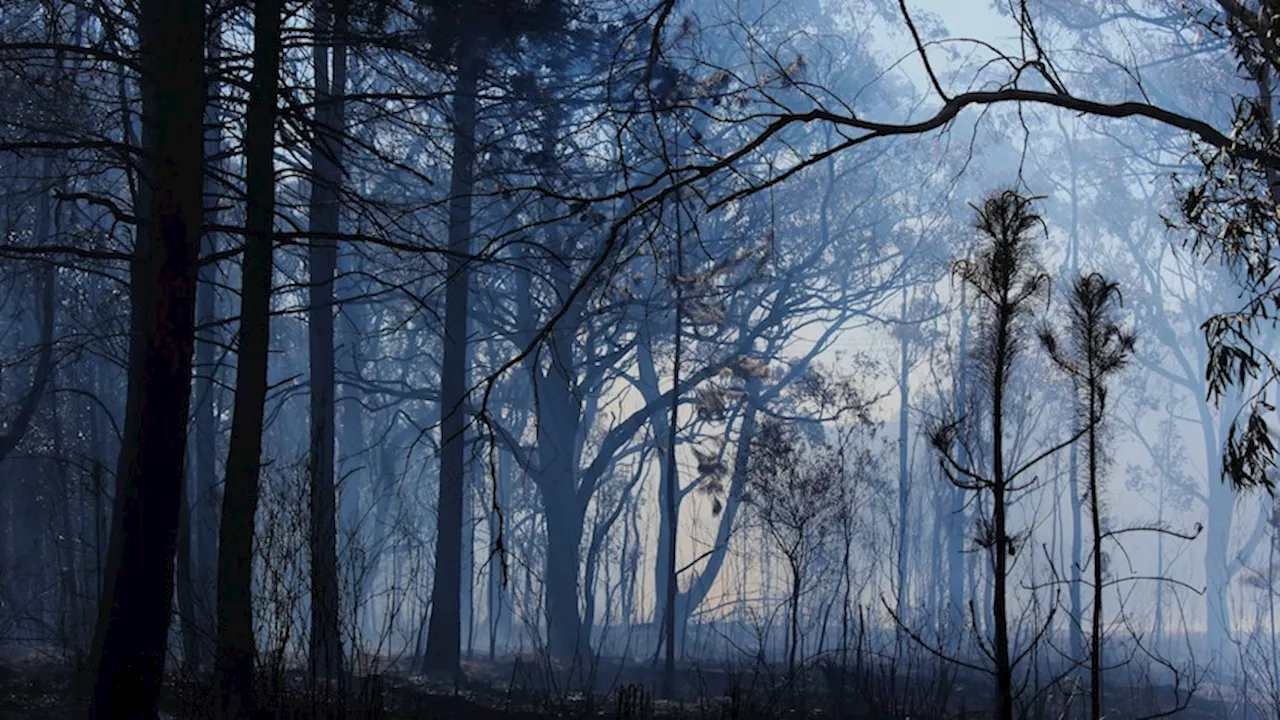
947,292,970,638
488,445,511,660
1088,386,1103,720
992,309,1013,720
213,0,283,714
177,458,199,675
193,27,225,673
788,561,800,677
1069,444,1083,669
423,40,480,679
662,219,683,699
307,0,348,688
88,0,204,715
895,288,911,650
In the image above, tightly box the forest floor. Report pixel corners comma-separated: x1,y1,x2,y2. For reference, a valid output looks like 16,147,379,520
0,657,1243,719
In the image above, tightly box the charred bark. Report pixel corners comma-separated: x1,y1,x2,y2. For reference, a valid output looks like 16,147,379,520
88,0,205,715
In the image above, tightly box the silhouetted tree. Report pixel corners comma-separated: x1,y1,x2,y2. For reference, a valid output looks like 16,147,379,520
421,0,569,680
307,0,349,691
88,0,205,716
213,0,284,715
1040,272,1136,720
930,190,1078,720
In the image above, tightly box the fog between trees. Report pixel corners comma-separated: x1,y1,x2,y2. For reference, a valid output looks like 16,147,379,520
2,1,1280,718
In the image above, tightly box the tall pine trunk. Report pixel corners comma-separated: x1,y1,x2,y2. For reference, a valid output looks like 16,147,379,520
307,0,349,687
88,0,204,715
423,40,480,679
213,0,283,714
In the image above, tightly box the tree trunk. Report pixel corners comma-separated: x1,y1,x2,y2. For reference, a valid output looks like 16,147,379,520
1069,444,1084,669
543,487,587,665
992,308,1013,720
337,254,366,567
662,232,683,698
1088,386,1103,720
533,352,586,665
213,0,283,714
947,291,970,637
788,560,801,678
193,27,225,673
88,0,204,715
1201,401,1233,663
675,377,762,637
307,0,349,689
488,445,512,660
423,40,480,679
895,288,910,649
176,462,199,675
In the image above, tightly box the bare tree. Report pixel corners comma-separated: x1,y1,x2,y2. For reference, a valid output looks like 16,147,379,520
307,0,349,691
213,0,284,715
745,417,849,678
88,0,204,716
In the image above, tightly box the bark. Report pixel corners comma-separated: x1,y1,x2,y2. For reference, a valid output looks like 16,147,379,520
88,0,204,715
543,485,587,664
423,40,480,678
213,0,283,714
307,0,348,687
533,350,587,663
176,457,200,674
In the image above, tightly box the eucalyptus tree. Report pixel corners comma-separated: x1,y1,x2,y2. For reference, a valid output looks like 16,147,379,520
628,1,951,668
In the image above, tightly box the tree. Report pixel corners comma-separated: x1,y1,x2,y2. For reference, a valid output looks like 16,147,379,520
307,0,349,690
930,190,1080,720
422,22,481,682
422,0,568,680
87,0,204,716
1040,272,1136,720
212,0,284,715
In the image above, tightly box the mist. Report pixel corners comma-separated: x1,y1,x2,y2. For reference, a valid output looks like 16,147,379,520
0,1,1277,718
